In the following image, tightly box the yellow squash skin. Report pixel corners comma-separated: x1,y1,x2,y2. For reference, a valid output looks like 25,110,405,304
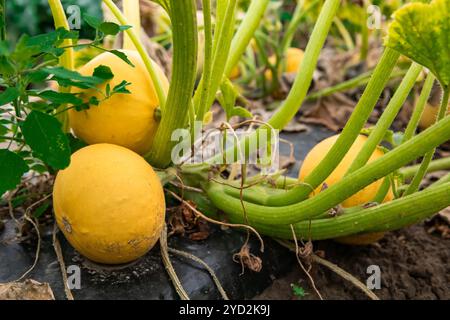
69,50,169,155
265,47,304,81
53,144,165,264
419,102,450,130
299,134,394,245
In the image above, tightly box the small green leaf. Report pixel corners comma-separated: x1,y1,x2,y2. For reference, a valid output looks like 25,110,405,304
0,149,28,196
93,65,114,80
113,80,132,94
0,87,20,106
99,22,120,36
385,0,450,86
84,14,103,29
33,201,50,218
109,50,135,67
21,111,71,169
38,90,83,105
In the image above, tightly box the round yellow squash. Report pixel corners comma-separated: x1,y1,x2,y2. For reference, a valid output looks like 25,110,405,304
299,134,394,245
53,144,165,264
69,50,169,155
265,47,304,81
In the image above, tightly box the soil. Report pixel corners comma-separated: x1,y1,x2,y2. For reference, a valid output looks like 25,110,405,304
256,223,450,300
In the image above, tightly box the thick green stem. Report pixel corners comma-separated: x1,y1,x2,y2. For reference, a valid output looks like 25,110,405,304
220,182,450,240
306,69,406,101
103,0,167,111
403,87,449,196
145,0,198,168
401,156,450,179
204,116,450,225
194,0,237,120
48,0,74,132
402,73,435,142
224,0,269,76
265,48,400,206
204,0,341,165
334,16,354,50
345,63,422,175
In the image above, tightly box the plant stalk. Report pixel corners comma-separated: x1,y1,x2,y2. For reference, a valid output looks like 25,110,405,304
402,73,435,142
265,48,400,206
103,0,167,111
145,0,198,168
204,0,341,165
48,0,74,132
220,182,450,240
345,62,422,175
225,0,270,77
205,116,450,225
403,87,449,196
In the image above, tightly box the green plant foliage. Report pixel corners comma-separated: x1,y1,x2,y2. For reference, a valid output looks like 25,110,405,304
0,149,28,196
385,0,450,86
21,111,71,169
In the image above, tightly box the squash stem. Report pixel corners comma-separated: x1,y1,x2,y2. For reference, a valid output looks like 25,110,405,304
204,116,450,225
145,0,198,168
403,86,449,196
48,0,74,132
225,0,270,77
102,0,167,111
345,62,422,175
402,72,435,143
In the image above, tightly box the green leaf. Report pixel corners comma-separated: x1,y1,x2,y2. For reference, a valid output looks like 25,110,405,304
21,111,71,170
38,90,83,105
93,65,114,80
99,22,120,36
0,87,20,106
109,50,135,67
67,133,87,154
218,79,252,120
112,80,132,94
84,14,103,29
33,201,50,218
385,0,450,86
0,149,28,196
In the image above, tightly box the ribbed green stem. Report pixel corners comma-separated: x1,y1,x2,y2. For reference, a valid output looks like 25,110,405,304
431,173,450,187
219,182,450,240
224,0,269,76
263,156,450,188
103,0,167,111
306,69,406,101
196,0,212,127
48,0,74,132
145,0,198,168
403,87,449,196
204,116,450,225
402,73,435,142
261,48,400,206
194,0,237,121
205,0,341,165
401,156,450,178
345,63,422,175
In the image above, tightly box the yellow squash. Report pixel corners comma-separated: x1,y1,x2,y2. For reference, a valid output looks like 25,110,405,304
299,134,393,245
69,50,169,155
53,144,165,264
265,47,304,81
